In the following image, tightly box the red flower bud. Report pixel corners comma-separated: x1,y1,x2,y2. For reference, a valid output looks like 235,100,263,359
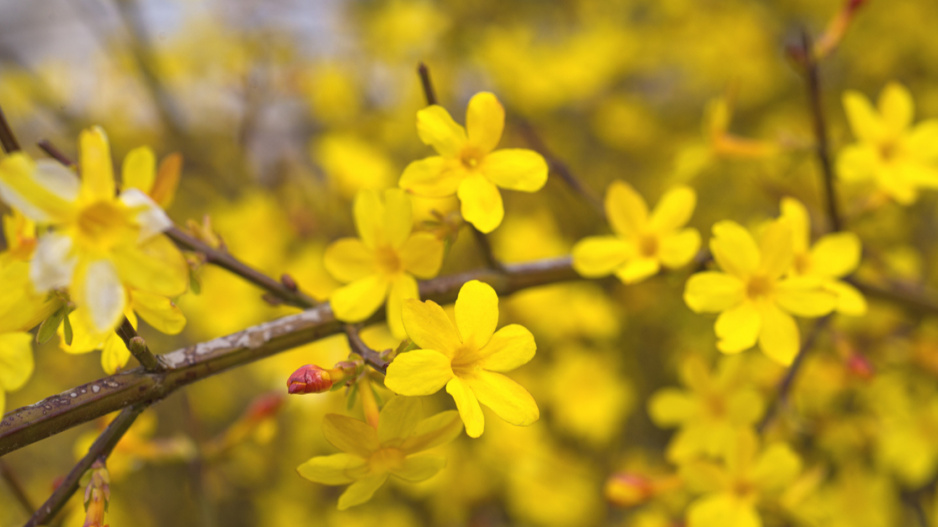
846,353,874,380
287,364,333,394
604,473,655,507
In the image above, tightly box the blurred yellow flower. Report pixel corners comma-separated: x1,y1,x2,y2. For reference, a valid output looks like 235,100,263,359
779,197,866,316
399,92,548,233
0,331,33,416
682,429,801,527
384,280,539,438
684,219,836,364
572,181,700,283
297,397,462,510
0,127,188,343
325,189,444,338
838,82,938,204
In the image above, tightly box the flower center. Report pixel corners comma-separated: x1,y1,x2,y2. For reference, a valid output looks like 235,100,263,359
76,201,136,250
793,252,811,275
639,234,658,257
451,345,482,377
375,245,402,275
746,274,774,301
879,141,899,161
369,448,405,473
459,147,484,170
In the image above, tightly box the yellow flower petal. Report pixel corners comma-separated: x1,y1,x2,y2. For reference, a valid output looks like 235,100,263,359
479,149,548,192
401,298,460,356
297,453,367,485
826,280,867,316
101,334,130,374
387,273,418,339
457,175,504,233
614,257,660,284
715,302,760,354
0,154,79,223
400,411,462,453
29,232,76,291
399,157,463,198
836,144,878,182
330,275,389,322
478,324,535,372
130,290,186,335
446,377,484,438
687,494,761,527
843,90,885,143
122,146,156,194
113,235,189,297
151,153,182,209
337,474,388,510
417,105,467,157
775,277,837,317
907,120,938,161
376,396,422,444
809,232,861,277
466,370,539,427
79,126,116,203
466,92,504,154
757,304,799,365
385,349,454,396
605,180,648,237
390,455,445,482
648,389,696,427
323,414,380,456
684,272,745,313
649,185,696,233
659,228,701,268
399,232,444,279
74,258,126,334
780,198,810,253
353,190,384,249
752,443,801,492
879,82,914,136
710,221,759,278
382,188,413,249
758,219,793,279
455,280,498,349
0,332,33,392
571,236,632,277
324,238,376,283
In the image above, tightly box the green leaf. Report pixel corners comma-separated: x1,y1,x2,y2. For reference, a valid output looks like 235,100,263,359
189,272,201,295
63,312,74,346
37,307,66,344
346,384,359,411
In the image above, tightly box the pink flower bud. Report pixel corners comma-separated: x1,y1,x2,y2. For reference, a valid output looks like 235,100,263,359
287,364,333,394
846,353,874,380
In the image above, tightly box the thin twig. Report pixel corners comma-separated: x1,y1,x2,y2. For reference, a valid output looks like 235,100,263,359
343,325,388,375
0,256,578,457
0,105,21,153
798,30,842,232
37,140,75,168
0,459,35,516
848,278,938,317
25,404,145,527
469,225,504,271
758,315,832,433
417,62,437,106
116,318,162,372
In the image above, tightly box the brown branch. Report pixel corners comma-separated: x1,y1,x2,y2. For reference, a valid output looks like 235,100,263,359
417,62,438,106
848,278,938,316
0,105,21,153
37,140,75,168
25,404,144,527
343,325,388,375
0,256,577,457
797,30,843,232
758,315,832,433
116,318,162,372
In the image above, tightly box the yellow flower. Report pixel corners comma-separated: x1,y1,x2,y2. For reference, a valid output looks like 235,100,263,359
648,356,763,462
383,280,539,438
0,332,33,416
684,219,837,365
837,82,938,204
779,198,866,316
682,429,801,527
0,127,188,342
399,92,549,233
572,181,700,283
324,189,444,338
297,397,462,510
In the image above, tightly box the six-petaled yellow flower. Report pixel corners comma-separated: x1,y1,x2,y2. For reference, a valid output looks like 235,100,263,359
384,280,539,438
838,82,938,204
297,396,462,510
780,197,866,316
399,92,549,233
0,127,189,344
573,180,700,283
684,218,836,365
325,188,444,337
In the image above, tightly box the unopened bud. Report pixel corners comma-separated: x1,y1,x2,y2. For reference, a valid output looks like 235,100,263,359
605,473,655,507
846,353,874,380
245,392,286,421
287,364,333,394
